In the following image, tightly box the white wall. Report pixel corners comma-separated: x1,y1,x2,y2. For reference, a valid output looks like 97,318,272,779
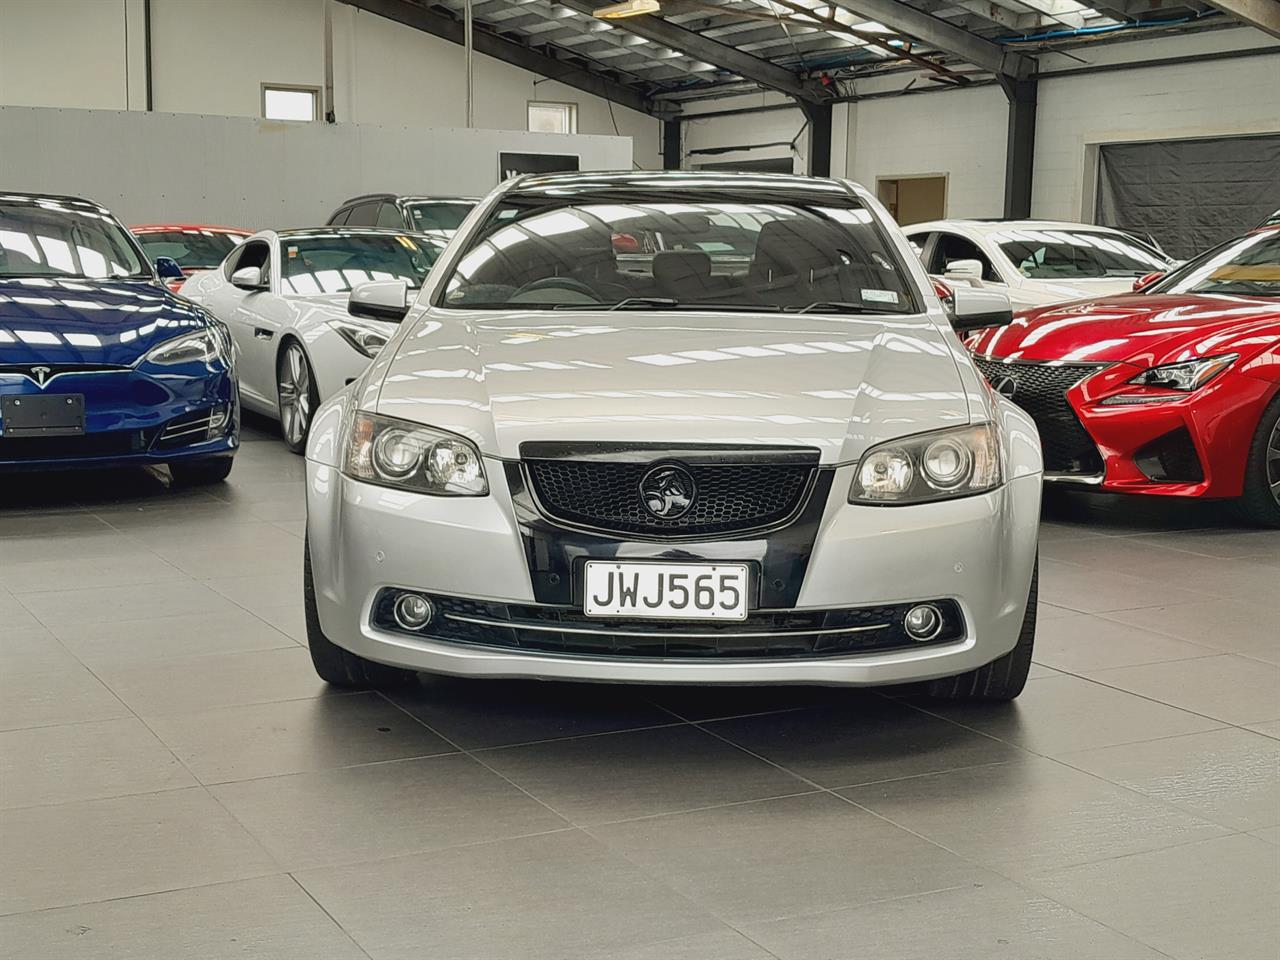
846,84,1010,218
681,93,808,173
0,0,660,169
0,105,633,227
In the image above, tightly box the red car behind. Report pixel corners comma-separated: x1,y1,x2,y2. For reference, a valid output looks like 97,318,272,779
966,226,1280,526
131,224,252,292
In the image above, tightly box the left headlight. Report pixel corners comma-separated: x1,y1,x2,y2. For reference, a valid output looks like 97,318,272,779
849,423,1002,505
343,411,487,496
1125,354,1235,391
330,320,390,359
140,327,230,366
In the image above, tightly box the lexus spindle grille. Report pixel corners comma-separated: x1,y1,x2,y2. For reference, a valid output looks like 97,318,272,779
523,457,815,537
973,357,1106,475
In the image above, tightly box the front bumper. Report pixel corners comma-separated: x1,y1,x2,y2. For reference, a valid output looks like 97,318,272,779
1062,366,1274,499
306,463,1041,686
0,366,237,470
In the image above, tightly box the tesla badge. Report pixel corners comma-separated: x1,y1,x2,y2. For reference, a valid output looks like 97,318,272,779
30,366,52,387
640,464,696,520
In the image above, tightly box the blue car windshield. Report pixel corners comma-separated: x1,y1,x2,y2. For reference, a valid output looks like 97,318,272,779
0,201,148,280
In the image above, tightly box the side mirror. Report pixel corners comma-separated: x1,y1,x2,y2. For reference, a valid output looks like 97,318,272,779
230,265,265,290
950,285,1013,332
1132,271,1164,292
349,279,409,322
155,256,184,280
944,259,985,282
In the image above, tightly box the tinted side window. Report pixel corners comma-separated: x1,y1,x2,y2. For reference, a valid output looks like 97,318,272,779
376,203,405,228
345,203,379,227
328,207,351,226
932,233,997,281
906,232,929,261
226,240,271,282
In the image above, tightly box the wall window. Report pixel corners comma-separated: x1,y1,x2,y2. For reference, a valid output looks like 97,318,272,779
528,101,577,135
263,85,318,122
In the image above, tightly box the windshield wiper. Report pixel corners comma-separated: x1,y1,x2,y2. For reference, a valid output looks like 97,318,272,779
792,301,883,315
552,297,677,311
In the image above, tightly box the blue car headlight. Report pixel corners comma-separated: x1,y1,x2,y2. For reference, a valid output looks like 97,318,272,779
140,327,233,367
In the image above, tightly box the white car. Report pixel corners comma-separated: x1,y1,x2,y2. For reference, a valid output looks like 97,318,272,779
181,227,444,452
302,172,1043,701
903,219,1173,309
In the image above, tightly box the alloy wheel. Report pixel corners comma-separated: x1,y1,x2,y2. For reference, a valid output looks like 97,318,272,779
278,343,312,447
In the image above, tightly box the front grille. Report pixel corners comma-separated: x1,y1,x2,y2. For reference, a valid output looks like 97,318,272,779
371,590,965,660
0,364,128,384
523,457,816,537
972,357,1105,475
0,429,152,461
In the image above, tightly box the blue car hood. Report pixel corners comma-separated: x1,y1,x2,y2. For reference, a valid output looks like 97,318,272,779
0,278,212,366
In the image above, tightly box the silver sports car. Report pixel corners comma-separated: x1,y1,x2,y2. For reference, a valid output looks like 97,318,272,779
304,172,1043,700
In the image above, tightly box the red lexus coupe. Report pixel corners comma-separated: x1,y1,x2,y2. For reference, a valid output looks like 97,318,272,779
131,224,252,292
966,225,1280,525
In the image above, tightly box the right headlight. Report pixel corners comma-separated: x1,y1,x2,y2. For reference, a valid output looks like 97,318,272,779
849,423,1002,505
343,411,487,496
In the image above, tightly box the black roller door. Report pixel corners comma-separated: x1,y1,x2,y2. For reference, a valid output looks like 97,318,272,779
1096,133,1280,259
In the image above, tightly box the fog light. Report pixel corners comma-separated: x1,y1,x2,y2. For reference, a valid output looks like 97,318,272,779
904,603,944,642
393,593,434,630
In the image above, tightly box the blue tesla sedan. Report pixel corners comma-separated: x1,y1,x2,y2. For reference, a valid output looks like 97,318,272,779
0,193,237,483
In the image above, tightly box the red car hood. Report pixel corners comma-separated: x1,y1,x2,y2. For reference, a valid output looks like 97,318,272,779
970,293,1280,366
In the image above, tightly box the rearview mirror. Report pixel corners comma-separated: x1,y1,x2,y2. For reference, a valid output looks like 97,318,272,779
944,259,985,282
1132,271,1164,292
155,256,184,280
230,266,265,290
349,279,410,322
950,286,1013,332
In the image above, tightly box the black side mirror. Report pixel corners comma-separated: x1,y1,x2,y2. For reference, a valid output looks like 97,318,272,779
155,256,184,280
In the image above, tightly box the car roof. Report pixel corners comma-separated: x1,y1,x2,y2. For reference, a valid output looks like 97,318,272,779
131,223,253,234
903,219,1133,235
503,170,861,203
337,194,480,206
0,191,111,214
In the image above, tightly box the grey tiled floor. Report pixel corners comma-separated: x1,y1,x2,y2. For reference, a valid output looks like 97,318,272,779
1,419,1278,959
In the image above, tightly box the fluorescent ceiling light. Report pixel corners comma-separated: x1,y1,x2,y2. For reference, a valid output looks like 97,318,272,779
593,0,660,19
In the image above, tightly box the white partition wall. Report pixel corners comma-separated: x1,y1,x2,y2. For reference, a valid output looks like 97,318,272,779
0,106,633,228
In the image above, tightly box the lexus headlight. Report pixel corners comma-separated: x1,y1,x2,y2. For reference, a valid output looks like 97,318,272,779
330,320,390,359
344,411,487,496
1127,355,1235,391
849,423,1002,505
140,328,229,366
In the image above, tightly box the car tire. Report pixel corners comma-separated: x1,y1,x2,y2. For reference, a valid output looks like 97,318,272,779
277,340,319,456
304,537,418,689
1237,392,1280,528
169,456,234,486
927,560,1037,702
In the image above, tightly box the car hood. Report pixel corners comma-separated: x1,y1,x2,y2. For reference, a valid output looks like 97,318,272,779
0,277,213,366
970,293,1280,365
372,309,973,464
1013,277,1140,304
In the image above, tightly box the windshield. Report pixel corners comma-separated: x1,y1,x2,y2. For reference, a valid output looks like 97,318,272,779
135,230,246,269
438,198,919,313
995,229,1169,280
405,201,475,233
0,200,148,279
1149,230,1280,299
279,233,441,295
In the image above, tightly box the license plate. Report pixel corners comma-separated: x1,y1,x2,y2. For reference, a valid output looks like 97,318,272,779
583,561,749,621
0,394,85,437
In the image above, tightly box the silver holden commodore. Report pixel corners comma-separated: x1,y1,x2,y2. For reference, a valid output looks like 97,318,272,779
304,172,1043,701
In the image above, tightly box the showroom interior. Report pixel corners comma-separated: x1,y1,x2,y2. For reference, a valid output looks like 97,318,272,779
1,0,1279,957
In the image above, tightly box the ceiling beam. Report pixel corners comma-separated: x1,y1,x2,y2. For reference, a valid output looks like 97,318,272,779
826,0,1037,76
556,0,825,100
337,0,659,115
1200,0,1280,37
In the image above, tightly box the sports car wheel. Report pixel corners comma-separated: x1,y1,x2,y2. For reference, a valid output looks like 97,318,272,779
277,340,318,456
1239,393,1280,528
304,538,418,689
169,456,234,485
926,560,1037,702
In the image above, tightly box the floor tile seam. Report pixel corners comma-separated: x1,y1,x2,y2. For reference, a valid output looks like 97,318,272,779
0,780,199,815
464,718,691,753
284,873,376,960
0,869,290,921
193,746,467,788
1064,665,1280,727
